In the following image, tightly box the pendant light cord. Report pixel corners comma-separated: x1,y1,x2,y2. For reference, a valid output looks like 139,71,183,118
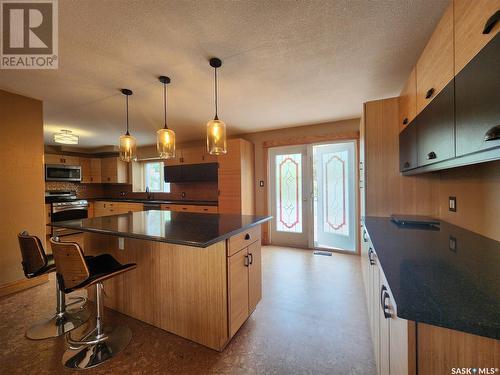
214,67,219,120
163,81,168,129
125,94,130,135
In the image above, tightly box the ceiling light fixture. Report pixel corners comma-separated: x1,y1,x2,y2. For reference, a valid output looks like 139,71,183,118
206,57,227,155
54,129,79,145
156,76,176,159
119,88,137,162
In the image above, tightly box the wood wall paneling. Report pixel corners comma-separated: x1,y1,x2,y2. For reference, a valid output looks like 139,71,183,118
0,90,45,287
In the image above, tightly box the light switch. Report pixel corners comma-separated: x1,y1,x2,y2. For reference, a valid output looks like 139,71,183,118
118,237,125,250
449,196,457,212
259,180,264,187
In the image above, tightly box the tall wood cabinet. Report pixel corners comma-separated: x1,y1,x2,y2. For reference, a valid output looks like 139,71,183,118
101,157,128,184
218,138,255,215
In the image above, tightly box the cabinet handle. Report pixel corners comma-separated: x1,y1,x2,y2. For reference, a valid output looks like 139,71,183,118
403,161,410,169
483,10,500,34
425,88,435,99
484,125,500,142
368,248,375,265
402,117,408,125
244,255,249,267
244,233,251,240
248,253,253,265
362,230,368,243
380,285,392,319
427,151,437,160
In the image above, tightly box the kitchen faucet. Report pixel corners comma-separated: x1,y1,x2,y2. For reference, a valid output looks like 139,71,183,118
145,186,153,200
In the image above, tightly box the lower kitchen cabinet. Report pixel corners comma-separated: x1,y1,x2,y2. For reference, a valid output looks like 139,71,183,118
227,237,262,338
160,204,218,213
93,201,143,217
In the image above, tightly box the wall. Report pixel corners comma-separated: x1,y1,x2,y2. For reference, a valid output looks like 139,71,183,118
0,90,45,285
437,160,500,241
240,118,360,216
45,181,104,199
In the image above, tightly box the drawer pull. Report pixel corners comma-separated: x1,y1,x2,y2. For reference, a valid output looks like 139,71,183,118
368,248,375,265
484,125,500,142
244,255,249,267
380,285,392,319
244,233,251,240
403,161,410,169
483,10,500,34
427,151,437,160
248,253,253,265
425,88,435,99
402,117,408,125
362,230,368,243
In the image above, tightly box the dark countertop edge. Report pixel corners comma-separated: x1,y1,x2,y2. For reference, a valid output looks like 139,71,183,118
88,198,219,206
363,216,500,341
48,217,271,248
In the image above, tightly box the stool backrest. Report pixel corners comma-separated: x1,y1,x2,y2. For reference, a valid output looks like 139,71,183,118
17,232,47,277
50,237,90,290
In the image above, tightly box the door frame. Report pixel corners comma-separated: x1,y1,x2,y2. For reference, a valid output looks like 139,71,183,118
262,132,360,254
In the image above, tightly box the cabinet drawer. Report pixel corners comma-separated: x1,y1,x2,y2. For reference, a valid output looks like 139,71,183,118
228,225,261,257
191,205,218,213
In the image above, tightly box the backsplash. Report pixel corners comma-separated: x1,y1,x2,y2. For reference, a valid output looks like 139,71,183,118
45,181,104,199
102,182,218,201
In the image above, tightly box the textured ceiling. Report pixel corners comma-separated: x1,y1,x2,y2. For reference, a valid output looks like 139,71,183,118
0,0,449,147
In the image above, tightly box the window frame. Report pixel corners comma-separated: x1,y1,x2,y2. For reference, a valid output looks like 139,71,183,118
143,161,170,193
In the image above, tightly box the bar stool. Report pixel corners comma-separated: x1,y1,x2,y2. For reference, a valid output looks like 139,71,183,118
50,237,137,369
17,231,91,340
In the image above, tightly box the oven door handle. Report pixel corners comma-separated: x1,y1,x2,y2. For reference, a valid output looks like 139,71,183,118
52,205,88,213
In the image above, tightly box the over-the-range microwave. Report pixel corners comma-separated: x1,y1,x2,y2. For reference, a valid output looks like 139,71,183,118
45,164,82,182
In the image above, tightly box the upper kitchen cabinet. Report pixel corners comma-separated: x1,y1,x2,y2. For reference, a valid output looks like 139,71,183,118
416,80,455,167
165,145,218,166
415,2,454,114
218,138,255,215
399,122,417,172
44,153,80,165
454,0,500,74
101,156,128,183
398,68,417,131
455,33,500,157
80,157,102,183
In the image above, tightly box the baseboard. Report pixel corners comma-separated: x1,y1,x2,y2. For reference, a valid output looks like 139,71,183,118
0,274,49,298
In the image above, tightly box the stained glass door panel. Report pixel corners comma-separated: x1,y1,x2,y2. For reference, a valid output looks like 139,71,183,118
313,142,356,251
269,145,309,247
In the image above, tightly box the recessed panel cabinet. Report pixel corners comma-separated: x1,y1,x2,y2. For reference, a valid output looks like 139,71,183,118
399,124,417,172
455,33,500,157
416,80,455,167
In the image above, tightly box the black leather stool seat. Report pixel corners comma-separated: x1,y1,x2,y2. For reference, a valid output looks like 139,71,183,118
63,254,136,293
30,254,56,277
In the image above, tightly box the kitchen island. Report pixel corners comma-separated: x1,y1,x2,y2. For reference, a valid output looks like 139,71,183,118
49,210,271,351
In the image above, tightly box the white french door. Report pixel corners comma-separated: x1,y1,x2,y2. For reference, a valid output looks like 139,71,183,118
268,145,311,248
269,141,357,252
313,141,357,252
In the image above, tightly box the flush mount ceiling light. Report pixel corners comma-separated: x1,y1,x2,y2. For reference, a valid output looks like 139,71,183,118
54,129,79,145
156,76,176,159
119,88,137,162
206,57,227,156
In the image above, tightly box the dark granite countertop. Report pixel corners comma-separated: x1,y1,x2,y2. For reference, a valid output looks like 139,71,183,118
49,210,271,248
364,216,500,340
90,198,218,206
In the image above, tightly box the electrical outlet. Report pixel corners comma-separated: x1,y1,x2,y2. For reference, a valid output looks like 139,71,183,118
449,236,457,253
449,196,457,212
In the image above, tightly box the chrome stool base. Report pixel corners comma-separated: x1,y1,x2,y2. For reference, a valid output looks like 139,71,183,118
25,308,92,340
62,325,132,369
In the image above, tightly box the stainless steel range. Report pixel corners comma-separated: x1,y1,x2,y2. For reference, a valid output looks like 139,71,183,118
45,191,88,237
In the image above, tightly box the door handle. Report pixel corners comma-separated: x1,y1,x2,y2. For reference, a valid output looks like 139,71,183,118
425,88,435,99
483,10,500,34
380,285,392,319
244,255,249,267
427,151,437,160
368,248,375,265
245,233,251,240
248,253,253,265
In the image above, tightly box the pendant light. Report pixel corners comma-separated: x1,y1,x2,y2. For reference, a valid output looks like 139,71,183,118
119,88,137,162
206,57,227,155
156,76,176,159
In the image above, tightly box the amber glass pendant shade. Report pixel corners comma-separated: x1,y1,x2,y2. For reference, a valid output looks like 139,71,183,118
207,118,227,155
157,127,175,159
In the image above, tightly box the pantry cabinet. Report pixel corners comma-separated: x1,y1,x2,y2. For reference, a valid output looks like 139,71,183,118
415,2,454,114
454,0,500,74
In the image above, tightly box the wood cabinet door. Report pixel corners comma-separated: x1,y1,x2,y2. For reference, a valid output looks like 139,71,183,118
44,154,63,164
399,68,417,131
100,157,116,183
378,271,390,375
63,155,80,165
248,241,262,312
228,248,249,337
90,158,102,183
454,0,500,74
80,157,91,183
399,122,418,172
416,80,455,167
180,146,204,164
390,316,411,375
416,2,454,114
455,33,500,157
